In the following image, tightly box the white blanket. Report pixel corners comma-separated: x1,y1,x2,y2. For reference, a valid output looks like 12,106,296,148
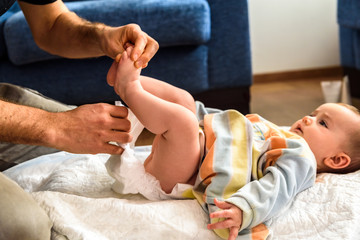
4,148,360,240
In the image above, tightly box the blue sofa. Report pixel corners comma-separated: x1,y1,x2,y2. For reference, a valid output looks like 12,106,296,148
0,0,252,113
338,0,360,98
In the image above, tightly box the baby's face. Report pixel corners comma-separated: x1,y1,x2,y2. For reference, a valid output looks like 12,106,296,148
290,103,360,168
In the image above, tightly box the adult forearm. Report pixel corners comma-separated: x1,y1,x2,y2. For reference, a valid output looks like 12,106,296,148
40,11,108,58
19,1,108,59
44,13,149,60
0,100,132,154
19,1,158,67
0,100,53,146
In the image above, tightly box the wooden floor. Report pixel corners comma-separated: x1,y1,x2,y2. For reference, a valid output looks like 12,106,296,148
250,79,326,126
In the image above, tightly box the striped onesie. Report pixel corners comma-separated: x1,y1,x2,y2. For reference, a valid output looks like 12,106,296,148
189,109,316,239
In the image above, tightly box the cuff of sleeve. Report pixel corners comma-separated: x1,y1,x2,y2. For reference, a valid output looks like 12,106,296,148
226,197,254,232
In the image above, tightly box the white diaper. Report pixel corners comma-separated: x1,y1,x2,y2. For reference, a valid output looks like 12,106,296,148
105,102,193,201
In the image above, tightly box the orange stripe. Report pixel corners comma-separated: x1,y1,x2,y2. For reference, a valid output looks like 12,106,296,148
246,114,261,123
200,148,216,185
264,127,280,140
264,149,282,168
251,224,269,240
270,137,287,149
264,137,287,168
204,114,216,149
200,114,216,182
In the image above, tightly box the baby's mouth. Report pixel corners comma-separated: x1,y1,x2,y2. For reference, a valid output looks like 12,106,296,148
291,124,303,135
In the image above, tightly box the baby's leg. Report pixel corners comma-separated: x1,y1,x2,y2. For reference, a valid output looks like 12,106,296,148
113,48,201,193
139,76,197,115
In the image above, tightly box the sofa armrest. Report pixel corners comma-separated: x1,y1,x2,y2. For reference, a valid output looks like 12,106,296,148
337,0,360,29
4,0,210,65
206,0,252,88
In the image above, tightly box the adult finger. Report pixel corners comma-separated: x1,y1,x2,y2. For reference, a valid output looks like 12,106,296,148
107,129,132,143
128,25,147,61
109,105,129,119
101,142,125,155
134,34,159,69
92,105,130,132
110,119,131,134
115,53,122,63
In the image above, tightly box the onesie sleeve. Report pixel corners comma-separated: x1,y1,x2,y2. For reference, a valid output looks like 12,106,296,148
226,138,316,232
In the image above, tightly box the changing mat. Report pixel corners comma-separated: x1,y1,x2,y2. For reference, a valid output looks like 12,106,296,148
4,148,360,240
4,103,360,239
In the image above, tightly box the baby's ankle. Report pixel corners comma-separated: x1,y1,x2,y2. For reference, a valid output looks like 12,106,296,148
119,80,142,101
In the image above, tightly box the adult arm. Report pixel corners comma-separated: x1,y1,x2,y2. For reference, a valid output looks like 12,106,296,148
0,100,132,154
18,0,158,68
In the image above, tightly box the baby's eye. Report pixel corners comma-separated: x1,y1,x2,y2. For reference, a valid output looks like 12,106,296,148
319,120,328,128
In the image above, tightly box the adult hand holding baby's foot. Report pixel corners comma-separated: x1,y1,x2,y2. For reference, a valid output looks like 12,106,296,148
107,47,134,88
115,43,148,68
107,46,142,99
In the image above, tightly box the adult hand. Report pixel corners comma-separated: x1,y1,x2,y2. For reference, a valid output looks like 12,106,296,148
207,198,243,240
102,24,159,69
49,103,132,154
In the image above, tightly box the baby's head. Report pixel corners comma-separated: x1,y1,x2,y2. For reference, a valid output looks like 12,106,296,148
290,103,360,174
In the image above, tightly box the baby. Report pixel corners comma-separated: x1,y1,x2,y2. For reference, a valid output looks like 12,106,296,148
290,103,360,174
107,46,360,240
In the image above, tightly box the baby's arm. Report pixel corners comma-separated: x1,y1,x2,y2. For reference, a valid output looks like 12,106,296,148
207,199,243,240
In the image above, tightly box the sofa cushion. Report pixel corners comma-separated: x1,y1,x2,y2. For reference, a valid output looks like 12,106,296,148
3,0,210,65
0,45,209,105
0,2,19,58
337,0,360,29
351,30,360,69
337,0,360,70
339,27,355,68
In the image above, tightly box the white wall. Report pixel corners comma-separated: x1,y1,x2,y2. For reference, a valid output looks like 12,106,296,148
248,0,340,74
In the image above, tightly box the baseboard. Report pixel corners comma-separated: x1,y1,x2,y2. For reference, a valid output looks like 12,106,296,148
253,66,344,83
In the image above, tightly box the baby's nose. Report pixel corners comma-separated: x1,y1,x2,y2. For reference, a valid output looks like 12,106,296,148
302,116,313,126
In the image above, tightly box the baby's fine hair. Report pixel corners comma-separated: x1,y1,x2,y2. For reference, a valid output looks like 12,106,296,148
337,103,360,174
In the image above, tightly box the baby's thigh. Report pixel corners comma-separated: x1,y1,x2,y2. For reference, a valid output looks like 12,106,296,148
144,116,200,193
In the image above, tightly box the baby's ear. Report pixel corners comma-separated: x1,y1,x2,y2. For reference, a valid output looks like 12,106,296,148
324,153,351,170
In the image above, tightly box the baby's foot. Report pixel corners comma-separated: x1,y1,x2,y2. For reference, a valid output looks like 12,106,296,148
114,47,142,99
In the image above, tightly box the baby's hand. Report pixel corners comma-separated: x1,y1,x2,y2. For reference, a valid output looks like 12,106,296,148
207,198,243,240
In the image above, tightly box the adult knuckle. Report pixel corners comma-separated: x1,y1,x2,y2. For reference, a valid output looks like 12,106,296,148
152,40,159,50
90,103,106,114
129,23,140,29
94,116,109,127
127,23,141,34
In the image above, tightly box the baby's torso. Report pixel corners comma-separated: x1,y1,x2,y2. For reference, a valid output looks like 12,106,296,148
191,111,315,201
246,114,309,179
